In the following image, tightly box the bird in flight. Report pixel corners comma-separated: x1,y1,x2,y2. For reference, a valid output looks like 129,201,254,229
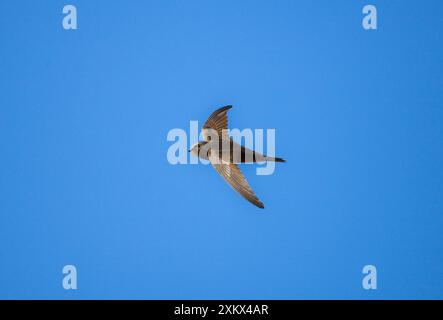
189,105,285,208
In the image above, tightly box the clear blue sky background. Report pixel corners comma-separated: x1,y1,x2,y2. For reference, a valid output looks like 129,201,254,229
1,0,442,299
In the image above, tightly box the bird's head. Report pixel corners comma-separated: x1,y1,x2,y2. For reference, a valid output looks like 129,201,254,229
189,141,209,158
188,142,201,157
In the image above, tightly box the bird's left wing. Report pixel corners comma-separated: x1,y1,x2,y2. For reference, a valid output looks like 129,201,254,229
202,105,232,141
209,154,264,209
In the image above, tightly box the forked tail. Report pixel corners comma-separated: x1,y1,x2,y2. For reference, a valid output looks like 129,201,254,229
266,156,286,162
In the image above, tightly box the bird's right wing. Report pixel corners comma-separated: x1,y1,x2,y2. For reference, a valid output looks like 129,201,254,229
209,153,264,209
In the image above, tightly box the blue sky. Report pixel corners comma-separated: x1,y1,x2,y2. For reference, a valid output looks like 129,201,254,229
1,0,442,299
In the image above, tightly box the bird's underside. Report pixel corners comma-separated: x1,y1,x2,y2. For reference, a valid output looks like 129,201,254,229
200,138,274,164
193,105,285,209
